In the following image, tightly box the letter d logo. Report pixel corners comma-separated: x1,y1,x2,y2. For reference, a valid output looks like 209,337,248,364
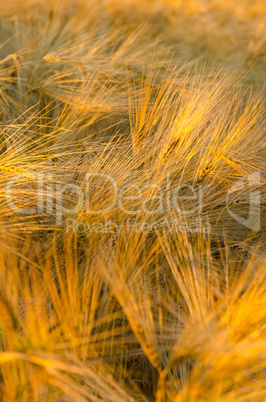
226,171,260,231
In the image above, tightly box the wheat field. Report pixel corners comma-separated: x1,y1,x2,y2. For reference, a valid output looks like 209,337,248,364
0,0,265,400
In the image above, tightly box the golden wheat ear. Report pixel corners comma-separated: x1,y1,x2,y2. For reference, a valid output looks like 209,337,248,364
0,291,17,333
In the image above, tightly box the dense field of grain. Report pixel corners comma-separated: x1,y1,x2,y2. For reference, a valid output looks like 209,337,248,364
0,1,265,400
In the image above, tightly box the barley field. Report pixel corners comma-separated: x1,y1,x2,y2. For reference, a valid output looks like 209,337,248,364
0,0,265,400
